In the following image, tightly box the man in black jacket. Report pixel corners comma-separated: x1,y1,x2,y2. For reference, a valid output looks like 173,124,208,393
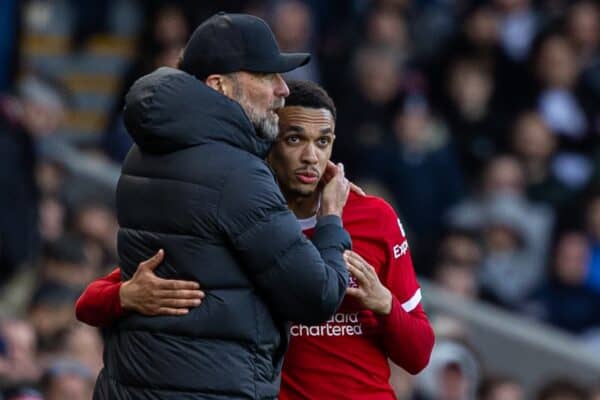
93,12,351,400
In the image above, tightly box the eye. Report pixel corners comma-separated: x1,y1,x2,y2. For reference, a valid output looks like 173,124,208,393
317,137,331,146
285,135,300,144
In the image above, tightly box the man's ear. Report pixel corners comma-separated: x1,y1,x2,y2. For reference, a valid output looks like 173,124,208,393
205,74,225,94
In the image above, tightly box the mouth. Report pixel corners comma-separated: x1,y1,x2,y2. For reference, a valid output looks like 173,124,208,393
295,170,319,184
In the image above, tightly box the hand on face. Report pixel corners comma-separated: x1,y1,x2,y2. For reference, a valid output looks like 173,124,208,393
321,161,365,196
318,162,350,217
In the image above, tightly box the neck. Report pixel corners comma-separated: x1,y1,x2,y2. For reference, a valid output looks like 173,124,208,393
285,190,320,219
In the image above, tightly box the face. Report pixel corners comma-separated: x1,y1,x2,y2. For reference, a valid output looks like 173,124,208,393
512,113,555,161
226,71,289,140
537,36,578,89
45,375,93,400
487,382,524,400
483,157,525,195
268,106,335,198
555,232,589,285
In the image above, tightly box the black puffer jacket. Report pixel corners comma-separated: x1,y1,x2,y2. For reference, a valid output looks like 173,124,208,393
93,67,350,400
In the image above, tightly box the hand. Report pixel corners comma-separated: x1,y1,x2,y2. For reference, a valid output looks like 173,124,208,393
322,161,365,196
319,162,350,217
344,250,393,315
120,249,205,316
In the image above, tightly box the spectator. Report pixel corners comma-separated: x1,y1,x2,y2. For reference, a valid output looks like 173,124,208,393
41,359,94,400
434,262,478,300
511,111,574,209
38,196,66,244
494,0,540,63
335,46,403,173
524,231,600,334
0,74,67,285
271,0,320,82
567,1,600,99
532,33,596,189
60,323,103,378
438,229,483,267
478,375,524,400
27,283,79,354
0,319,41,388
535,379,588,400
40,235,97,290
366,95,464,269
443,57,503,180
3,387,43,400
71,200,118,263
364,7,409,52
448,155,554,308
415,339,481,400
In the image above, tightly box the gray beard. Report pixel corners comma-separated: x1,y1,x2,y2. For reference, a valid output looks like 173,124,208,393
230,80,280,140
237,97,279,140
249,111,279,141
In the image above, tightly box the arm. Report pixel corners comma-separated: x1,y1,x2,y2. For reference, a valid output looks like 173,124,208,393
218,162,350,325
377,213,434,374
75,268,124,327
75,250,205,327
345,210,434,374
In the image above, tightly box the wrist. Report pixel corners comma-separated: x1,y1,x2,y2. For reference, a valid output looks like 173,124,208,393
375,289,393,315
119,281,132,311
319,206,342,217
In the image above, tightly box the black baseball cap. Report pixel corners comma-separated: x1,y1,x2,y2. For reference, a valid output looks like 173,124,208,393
179,12,311,81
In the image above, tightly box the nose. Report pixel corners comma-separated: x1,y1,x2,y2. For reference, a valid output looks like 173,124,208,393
301,143,319,164
274,74,290,98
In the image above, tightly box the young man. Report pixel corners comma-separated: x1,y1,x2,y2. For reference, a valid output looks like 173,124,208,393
77,81,434,399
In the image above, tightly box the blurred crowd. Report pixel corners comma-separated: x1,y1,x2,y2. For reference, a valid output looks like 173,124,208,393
2,0,600,398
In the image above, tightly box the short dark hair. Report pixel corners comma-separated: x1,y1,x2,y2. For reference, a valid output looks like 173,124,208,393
285,80,337,121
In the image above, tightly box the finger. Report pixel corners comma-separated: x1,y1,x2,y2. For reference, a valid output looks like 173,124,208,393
344,251,364,268
346,264,368,286
155,289,205,299
350,182,366,196
139,249,165,271
155,278,201,291
155,307,190,316
345,287,364,298
157,298,202,308
346,250,367,266
347,252,377,279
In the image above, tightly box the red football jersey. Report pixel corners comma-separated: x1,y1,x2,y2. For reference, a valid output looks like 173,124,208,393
280,192,432,400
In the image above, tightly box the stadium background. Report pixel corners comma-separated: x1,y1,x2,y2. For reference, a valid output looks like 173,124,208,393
1,0,600,398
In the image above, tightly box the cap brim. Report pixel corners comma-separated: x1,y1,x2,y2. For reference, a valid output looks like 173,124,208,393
244,52,311,74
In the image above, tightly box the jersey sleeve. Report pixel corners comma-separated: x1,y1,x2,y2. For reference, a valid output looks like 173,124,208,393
374,203,434,374
75,268,125,327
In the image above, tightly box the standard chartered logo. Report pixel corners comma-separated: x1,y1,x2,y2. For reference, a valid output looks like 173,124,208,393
290,313,363,337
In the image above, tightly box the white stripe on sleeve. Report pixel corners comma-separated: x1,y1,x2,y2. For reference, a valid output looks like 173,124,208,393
401,288,421,312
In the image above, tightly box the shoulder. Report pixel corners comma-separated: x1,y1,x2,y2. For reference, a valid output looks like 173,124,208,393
345,193,407,241
221,156,275,189
219,158,285,216
346,192,399,222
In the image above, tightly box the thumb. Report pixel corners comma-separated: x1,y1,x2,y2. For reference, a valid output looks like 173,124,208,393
139,249,164,271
